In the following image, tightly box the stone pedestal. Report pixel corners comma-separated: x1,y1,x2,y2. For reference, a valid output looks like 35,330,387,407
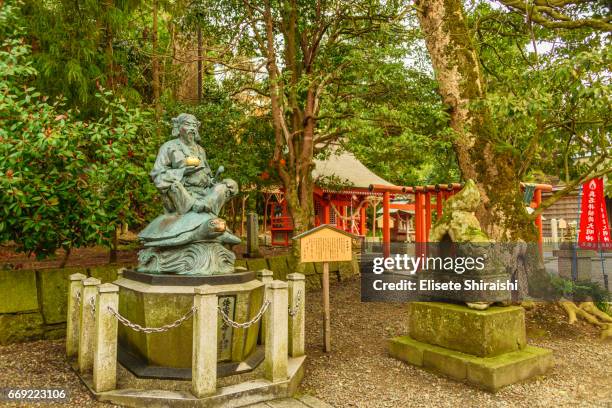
192,286,219,398
408,302,526,356
69,268,307,408
92,283,119,392
246,212,261,258
66,273,86,358
388,302,553,392
115,270,264,379
78,277,101,373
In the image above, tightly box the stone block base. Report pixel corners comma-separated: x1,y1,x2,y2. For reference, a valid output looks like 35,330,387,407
388,336,553,392
75,356,305,408
116,274,264,376
408,302,526,357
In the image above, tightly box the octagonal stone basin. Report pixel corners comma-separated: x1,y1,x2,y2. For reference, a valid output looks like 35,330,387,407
115,270,264,380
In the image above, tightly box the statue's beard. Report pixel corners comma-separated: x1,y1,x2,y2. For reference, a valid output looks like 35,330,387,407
182,132,199,145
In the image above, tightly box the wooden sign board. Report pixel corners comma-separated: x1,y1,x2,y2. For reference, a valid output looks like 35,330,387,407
293,224,356,353
293,225,355,263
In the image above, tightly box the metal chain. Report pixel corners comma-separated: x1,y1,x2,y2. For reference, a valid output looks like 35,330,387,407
88,296,96,316
107,305,197,334
288,290,302,318
218,300,270,329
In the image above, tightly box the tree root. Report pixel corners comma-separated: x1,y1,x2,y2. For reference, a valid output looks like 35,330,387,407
520,300,536,310
601,324,612,340
579,302,612,323
558,298,612,339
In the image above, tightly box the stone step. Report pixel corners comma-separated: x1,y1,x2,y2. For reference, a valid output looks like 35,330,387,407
247,395,333,407
388,336,553,392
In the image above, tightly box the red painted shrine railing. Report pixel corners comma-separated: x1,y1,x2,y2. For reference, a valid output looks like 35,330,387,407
369,182,552,257
270,216,293,246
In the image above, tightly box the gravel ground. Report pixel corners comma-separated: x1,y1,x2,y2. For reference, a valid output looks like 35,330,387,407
0,276,610,408
0,340,113,408
301,277,612,408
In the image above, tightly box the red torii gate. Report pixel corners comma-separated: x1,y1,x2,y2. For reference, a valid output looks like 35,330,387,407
369,182,552,257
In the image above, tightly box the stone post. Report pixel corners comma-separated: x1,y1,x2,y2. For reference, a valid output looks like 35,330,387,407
287,273,305,357
66,273,86,358
192,285,218,398
93,283,119,392
257,269,274,284
550,218,557,241
257,269,274,344
264,280,288,382
550,218,558,250
78,277,101,373
246,212,261,257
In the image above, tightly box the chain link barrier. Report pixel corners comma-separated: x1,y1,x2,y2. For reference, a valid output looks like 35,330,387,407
288,290,302,318
107,305,197,334
218,300,270,329
103,293,272,333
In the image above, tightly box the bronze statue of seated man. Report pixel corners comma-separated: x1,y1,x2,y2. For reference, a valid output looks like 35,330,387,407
137,113,240,275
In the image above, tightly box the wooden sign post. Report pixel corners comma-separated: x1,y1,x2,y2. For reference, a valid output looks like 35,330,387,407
293,225,356,352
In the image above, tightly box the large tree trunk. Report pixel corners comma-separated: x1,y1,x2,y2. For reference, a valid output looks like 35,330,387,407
262,0,316,237
415,0,537,242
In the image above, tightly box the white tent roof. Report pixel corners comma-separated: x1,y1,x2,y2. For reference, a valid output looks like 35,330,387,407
313,146,394,189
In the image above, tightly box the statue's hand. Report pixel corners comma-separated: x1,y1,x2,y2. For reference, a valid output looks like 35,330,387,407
192,201,213,214
184,165,206,175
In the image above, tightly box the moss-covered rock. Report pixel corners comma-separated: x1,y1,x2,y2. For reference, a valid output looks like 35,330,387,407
267,255,290,280
246,258,268,272
38,268,75,324
44,323,66,340
89,265,119,283
408,302,526,357
444,179,481,212
388,335,553,392
0,312,44,344
302,262,316,276
0,270,39,313
305,274,321,289
339,259,359,280
234,259,248,269
429,179,491,243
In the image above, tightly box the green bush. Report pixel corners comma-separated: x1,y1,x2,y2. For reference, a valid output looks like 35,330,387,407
0,2,160,258
550,276,610,312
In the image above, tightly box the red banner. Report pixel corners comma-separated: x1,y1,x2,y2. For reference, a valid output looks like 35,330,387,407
578,178,611,250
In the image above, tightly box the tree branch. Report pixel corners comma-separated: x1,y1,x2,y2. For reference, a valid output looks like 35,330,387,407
498,0,612,31
530,157,612,219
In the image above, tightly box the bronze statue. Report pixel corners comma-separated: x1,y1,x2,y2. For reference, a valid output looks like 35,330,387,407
137,113,240,275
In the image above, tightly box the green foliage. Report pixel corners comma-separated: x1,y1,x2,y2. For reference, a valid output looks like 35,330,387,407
188,0,458,188
314,171,355,192
19,0,160,115
470,2,611,184
2,0,609,256
315,16,459,186
550,276,610,312
0,2,158,258
344,66,458,186
161,82,275,189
